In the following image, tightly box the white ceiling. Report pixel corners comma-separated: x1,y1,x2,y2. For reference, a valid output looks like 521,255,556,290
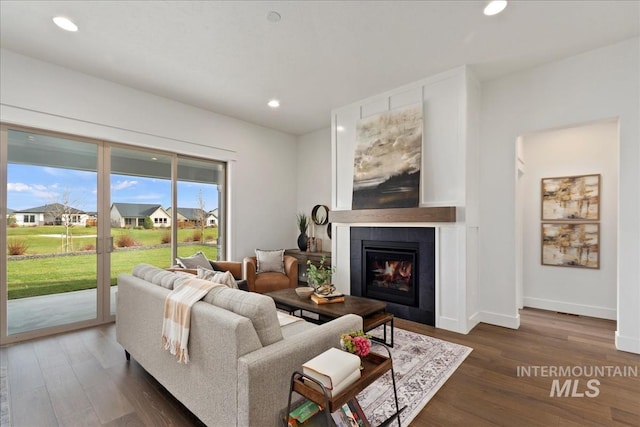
1,1,638,135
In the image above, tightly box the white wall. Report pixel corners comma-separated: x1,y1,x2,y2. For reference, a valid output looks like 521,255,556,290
332,68,467,211
521,120,618,320
0,49,298,261
330,66,478,334
296,127,332,248
480,38,639,354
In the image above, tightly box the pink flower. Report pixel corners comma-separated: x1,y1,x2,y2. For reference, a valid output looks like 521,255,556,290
353,336,371,357
340,330,372,357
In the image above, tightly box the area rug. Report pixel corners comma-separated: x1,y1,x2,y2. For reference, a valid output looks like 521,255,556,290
357,327,472,426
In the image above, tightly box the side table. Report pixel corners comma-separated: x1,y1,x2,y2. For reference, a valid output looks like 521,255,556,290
285,344,403,427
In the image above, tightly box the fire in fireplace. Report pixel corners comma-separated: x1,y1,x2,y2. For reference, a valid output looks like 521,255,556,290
363,240,419,307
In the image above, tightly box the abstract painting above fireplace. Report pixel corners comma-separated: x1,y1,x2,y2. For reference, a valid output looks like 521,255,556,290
351,227,435,325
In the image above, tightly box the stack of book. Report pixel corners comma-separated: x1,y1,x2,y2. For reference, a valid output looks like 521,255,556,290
286,399,323,427
302,347,361,398
286,398,370,427
310,292,345,304
331,399,370,427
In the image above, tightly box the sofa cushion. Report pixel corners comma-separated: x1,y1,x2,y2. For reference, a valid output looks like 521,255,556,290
203,287,283,346
176,251,213,270
197,267,239,289
132,263,186,289
280,318,317,339
255,249,284,274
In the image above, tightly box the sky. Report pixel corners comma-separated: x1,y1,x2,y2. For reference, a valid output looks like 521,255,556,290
7,164,219,213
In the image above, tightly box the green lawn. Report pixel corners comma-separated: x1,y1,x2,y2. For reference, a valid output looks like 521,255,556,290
6,225,219,299
8,225,218,253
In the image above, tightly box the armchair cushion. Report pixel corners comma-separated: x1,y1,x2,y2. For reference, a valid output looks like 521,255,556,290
176,251,213,271
197,267,239,289
255,249,285,273
167,258,248,290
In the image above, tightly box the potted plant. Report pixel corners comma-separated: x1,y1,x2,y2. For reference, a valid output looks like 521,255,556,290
306,255,335,289
296,212,309,251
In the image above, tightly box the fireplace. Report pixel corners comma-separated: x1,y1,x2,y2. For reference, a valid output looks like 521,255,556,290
351,227,435,325
363,241,419,307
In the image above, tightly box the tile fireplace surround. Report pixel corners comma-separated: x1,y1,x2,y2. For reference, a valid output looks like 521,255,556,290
350,226,436,325
329,206,471,333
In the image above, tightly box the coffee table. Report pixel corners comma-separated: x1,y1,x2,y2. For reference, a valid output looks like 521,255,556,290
266,288,394,346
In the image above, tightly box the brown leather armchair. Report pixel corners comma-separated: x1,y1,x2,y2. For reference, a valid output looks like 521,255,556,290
243,255,298,294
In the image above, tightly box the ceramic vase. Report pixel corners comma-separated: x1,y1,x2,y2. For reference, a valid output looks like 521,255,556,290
297,233,308,251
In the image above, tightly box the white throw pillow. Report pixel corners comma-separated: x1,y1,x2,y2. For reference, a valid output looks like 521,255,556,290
255,249,285,274
197,267,239,289
176,251,212,270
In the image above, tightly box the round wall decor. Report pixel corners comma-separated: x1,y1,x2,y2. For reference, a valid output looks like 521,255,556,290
311,204,329,225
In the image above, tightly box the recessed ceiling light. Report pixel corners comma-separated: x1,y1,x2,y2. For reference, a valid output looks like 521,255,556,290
267,11,281,23
336,126,345,132
53,16,78,32
484,0,508,16
268,99,280,108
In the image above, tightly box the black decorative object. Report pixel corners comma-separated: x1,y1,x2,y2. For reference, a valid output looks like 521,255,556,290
297,233,308,251
296,212,309,251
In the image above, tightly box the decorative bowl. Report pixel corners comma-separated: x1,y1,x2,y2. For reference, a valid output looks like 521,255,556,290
295,286,314,298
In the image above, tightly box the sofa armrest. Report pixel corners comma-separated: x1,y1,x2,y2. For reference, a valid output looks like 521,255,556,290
211,260,243,280
236,314,363,427
243,257,258,292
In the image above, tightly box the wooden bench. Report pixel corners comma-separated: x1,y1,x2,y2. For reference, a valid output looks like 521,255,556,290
363,312,394,347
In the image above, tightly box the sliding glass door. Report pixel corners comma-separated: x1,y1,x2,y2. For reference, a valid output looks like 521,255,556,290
4,129,100,337
109,146,172,315
176,156,225,262
1,125,227,343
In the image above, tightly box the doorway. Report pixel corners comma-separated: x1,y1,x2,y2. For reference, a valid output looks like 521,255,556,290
515,119,619,320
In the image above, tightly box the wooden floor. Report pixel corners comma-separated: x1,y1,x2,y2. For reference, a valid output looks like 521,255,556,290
2,308,639,426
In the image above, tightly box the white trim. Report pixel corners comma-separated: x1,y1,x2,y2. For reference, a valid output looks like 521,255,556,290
475,310,520,329
615,331,640,354
523,296,616,320
1,104,238,162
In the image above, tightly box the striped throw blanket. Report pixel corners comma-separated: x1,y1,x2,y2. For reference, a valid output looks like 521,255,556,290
161,278,223,363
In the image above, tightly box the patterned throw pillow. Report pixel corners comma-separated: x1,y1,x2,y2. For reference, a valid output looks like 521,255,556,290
197,267,239,289
176,251,212,270
255,249,285,274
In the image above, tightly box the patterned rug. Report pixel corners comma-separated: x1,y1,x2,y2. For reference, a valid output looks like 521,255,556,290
357,327,472,426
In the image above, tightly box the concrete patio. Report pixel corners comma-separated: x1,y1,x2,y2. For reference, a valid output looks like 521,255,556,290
6,287,117,335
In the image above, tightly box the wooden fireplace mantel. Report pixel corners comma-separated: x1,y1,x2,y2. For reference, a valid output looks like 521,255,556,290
328,206,456,223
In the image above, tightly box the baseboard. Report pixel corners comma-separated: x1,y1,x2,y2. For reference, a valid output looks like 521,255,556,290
466,312,481,333
615,331,640,354
523,297,616,320
437,316,466,334
475,310,520,329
